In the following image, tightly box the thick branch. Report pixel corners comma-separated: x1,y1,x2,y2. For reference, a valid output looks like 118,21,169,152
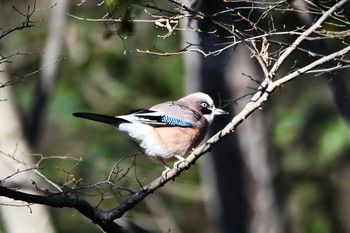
0,187,129,233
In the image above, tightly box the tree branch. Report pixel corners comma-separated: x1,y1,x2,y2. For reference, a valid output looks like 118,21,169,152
268,0,350,78
0,186,130,233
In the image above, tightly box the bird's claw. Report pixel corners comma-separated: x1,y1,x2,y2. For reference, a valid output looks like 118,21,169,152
161,167,171,180
174,156,186,170
173,160,183,170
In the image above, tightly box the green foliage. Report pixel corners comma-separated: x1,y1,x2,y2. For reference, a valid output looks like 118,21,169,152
273,79,349,173
288,183,333,233
272,78,350,233
315,118,349,166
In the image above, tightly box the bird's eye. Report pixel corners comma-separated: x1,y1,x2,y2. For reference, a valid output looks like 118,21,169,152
201,102,209,108
200,101,212,115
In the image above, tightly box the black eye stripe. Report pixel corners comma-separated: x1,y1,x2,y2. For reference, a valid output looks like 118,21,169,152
201,107,212,115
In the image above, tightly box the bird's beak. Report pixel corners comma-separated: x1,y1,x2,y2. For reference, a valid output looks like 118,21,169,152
212,107,229,115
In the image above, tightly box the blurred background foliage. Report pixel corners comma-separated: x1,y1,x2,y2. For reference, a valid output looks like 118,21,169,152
0,0,350,233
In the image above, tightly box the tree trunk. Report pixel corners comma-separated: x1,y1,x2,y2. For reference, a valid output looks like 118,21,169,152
0,64,56,233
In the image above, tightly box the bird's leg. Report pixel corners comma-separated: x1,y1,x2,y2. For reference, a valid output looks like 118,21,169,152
159,159,172,180
161,166,171,180
173,155,186,170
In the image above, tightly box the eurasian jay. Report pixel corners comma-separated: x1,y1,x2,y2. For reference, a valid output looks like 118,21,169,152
73,92,228,169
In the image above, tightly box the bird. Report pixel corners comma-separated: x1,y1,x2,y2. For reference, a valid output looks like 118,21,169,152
73,92,228,170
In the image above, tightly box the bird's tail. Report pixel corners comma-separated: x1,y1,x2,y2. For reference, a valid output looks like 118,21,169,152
73,112,127,126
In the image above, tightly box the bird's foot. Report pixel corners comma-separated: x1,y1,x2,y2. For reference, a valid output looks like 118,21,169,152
161,166,171,180
174,156,186,170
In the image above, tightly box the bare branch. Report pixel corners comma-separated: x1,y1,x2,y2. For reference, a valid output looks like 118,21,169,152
268,0,350,79
0,56,65,89
0,186,129,233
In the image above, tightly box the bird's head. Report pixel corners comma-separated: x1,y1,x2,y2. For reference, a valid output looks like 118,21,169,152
181,92,228,123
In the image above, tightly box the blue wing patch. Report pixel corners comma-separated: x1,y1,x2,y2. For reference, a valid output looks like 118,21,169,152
130,109,194,127
161,115,194,127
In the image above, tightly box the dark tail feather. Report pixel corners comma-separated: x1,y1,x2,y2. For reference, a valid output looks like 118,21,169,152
72,112,127,126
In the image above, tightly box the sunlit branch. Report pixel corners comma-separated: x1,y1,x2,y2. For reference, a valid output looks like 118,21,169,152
268,0,350,79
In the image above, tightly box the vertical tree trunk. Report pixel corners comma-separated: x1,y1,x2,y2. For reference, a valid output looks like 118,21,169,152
0,64,56,233
24,0,68,146
226,46,283,233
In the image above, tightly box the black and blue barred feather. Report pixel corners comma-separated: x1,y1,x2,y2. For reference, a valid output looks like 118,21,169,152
130,109,194,127
160,114,194,127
